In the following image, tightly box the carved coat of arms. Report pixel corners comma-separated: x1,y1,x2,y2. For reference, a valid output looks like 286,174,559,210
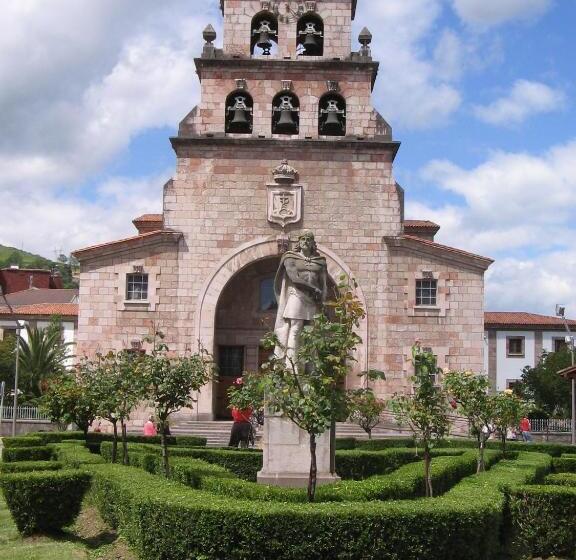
267,160,303,228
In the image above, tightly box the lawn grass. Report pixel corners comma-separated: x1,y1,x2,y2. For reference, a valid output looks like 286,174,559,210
0,494,136,560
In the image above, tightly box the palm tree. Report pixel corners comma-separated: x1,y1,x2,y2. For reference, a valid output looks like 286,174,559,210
18,320,72,397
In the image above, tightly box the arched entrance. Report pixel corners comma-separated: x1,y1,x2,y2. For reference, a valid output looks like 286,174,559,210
195,237,369,420
214,256,280,418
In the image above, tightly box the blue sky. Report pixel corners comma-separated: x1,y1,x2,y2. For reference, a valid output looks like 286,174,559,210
0,0,575,315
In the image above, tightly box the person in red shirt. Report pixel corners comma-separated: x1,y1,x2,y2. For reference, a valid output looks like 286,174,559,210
519,417,532,443
229,405,253,448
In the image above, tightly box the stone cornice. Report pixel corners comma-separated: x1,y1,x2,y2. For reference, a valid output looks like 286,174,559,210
194,57,379,90
73,230,183,262
170,135,400,158
220,0,357,19
384,235,494,272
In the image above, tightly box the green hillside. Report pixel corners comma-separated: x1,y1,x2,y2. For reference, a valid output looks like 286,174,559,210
0,244,53,269
0,245,78,289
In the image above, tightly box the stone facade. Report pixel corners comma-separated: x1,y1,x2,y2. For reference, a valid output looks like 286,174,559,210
74,0,492,421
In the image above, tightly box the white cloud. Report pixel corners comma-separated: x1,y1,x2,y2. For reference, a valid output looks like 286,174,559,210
355,0,462,129
473,80,565,126
0,172,167,257
409,140,576,313
451,0,553,27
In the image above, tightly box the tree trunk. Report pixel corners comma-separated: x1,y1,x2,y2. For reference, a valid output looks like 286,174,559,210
160,423,170,477
501,431,507,458
477,434,486,473
368,428,372,440
423,444,433,498
121,419,128,465
111,420,118,463
307,433,317,503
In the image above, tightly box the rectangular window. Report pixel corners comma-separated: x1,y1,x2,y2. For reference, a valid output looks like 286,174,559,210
218,346,245,378
553,337,567,353
416,279,437,306
126,273,148,301
507,336,525,358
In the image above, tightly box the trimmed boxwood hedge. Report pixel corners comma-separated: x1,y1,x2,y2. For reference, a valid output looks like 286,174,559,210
552,456,576,473
52,443,106,468
85,451,551,560
2,436,44,448
2,446,53,463
0,469,92,535
0,461,64,473
545,472,576,487
27,431,85,444
508,483,576,559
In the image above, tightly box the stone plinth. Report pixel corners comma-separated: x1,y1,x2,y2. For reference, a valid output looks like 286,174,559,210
257,414,340,488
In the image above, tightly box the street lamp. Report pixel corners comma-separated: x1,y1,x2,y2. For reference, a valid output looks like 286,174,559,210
0,287,22,437
556,304,576,445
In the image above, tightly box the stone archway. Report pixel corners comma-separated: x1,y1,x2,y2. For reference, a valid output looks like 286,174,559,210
195,237,369,418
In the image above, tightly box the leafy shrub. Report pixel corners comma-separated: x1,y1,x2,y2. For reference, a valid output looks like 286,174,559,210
86,433,207,447
2,436,43,448
85,452,550,560
553,456,576,473
356,437,417,450
170,458,237,487
545,473,576,487
2,446,53,463
0,470,91,535
508,484,576,559
0,461,63,473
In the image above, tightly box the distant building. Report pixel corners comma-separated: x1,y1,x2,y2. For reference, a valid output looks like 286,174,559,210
0,266,63,295
0,288,78,366
484,312,576,391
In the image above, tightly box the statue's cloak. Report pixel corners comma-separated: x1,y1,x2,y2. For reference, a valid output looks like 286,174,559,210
273,250,327,331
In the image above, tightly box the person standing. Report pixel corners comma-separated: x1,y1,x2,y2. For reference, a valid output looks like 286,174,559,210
143,415,157,437
520,416,533,443
229,405,253,448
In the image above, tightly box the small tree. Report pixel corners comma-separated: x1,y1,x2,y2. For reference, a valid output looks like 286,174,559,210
389,345,450,497
347,388,386,439
262,278,365,502
141,333,213,476
444,371,495,472
41,370,98,435
492,390,527,457
84,351,145,464
227,372,265,415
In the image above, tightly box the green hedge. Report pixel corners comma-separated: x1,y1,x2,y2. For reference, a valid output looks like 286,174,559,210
86,432,207,448
27,431,85,444
0,469,91,535
86,452,550,560
0,461,63,473
52,443,106,468
508,484,576,559
545,473,576,487
317,450,499,502
334,438,356,450
2,436,44,448
552,456,576,473
2,446,53,463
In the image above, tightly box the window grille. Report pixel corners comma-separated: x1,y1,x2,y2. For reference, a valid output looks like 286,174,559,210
126,273,148,301
416,279,437,306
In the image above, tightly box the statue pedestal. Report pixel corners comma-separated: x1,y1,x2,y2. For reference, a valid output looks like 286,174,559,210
257,414,341,488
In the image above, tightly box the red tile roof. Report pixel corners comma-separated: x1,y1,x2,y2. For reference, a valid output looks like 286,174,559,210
404,220,440,229
484,312,576,329
0,303,78,317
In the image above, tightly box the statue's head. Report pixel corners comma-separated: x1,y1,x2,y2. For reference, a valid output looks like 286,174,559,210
296,230,317,254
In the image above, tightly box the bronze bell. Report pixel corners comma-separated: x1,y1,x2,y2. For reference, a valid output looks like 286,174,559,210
274,96,298,134
300,22,322,55
321,100,345,135
254,20,275,55
227,96,251,133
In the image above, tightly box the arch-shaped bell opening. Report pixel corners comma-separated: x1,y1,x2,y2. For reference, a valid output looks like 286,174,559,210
271,92,300,136
251,11,279,57
319,93,346,137
297,13,324,56
225,90,254,134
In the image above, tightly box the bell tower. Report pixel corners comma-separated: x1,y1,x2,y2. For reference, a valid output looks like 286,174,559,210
165,0,405,423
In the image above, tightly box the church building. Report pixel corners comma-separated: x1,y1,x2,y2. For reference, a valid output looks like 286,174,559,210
74,0,493,421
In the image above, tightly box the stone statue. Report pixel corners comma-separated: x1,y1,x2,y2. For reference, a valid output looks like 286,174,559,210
274,231,328,365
